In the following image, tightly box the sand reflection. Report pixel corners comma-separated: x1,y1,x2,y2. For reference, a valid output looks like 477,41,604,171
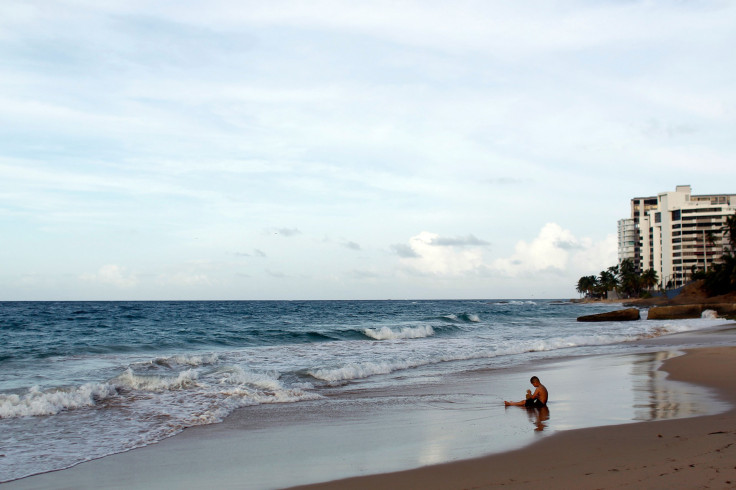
543,351,727,431
525,405,550,431
630,351,711,421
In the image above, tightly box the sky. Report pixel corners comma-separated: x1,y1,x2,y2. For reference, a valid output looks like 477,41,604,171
1,1,735,300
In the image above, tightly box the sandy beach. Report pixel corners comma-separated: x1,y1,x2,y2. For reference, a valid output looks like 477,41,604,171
4,326,736,489
294,345,736,489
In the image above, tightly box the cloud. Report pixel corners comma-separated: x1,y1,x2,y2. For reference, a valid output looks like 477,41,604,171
80,264,137,288
492,223,615,277
429,234,490,247
391,243,421,258
396,231,486,276
235,249,267,258
272,228,302,237
343,241,361,250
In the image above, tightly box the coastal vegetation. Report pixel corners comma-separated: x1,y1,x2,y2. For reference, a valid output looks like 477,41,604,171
576,259,657,299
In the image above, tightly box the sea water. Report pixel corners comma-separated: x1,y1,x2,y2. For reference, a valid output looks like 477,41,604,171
0,300,728,482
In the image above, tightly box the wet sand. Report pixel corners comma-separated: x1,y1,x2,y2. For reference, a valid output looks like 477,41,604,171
4,326,736,489
294,346,736,489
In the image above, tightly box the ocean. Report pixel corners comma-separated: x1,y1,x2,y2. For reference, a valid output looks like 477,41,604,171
0,299,728,483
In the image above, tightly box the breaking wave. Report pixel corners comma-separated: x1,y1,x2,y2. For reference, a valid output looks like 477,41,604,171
152,353,220,368
0,383,118,419
115,368,202,392
0,363,319,420
306,319,721,384
440,313,481,323
701,309,718,319
363,325,434,340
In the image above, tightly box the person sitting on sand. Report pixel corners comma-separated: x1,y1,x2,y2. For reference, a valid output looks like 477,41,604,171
504,376,548,407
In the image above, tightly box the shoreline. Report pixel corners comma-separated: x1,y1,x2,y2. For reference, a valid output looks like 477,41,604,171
3,325,735,489
293,345,736,489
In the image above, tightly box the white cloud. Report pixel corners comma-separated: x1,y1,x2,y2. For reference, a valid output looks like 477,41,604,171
397,231,487,277
80,264,138,288
492,223,616,277
272,228,302,237
428,234,490,247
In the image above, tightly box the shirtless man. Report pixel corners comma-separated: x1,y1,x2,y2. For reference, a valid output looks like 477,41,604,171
504,376,548,407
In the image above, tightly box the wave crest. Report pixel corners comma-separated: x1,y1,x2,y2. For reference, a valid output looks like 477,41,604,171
702,309,718,319
440,313,480,323
0,383,118,419
308,360,418,382
153,353,220,368
363,325,434,340
114,368,201,392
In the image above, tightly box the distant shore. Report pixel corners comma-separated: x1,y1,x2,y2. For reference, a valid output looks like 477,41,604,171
575,279,736,309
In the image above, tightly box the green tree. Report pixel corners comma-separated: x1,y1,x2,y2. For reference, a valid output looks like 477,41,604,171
598,268,619,295
576,275,599,298
640,269,659,291
617,258,642,298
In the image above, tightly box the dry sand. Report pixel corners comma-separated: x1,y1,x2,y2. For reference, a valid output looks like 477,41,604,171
293,346,736,489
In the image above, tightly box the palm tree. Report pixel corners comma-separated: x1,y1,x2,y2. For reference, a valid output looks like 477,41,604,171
576,275,599,298
598,269,619,295
617,258,641,298
640,269,659,291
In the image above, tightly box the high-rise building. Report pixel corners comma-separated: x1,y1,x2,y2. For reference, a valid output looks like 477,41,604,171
618,185,736,288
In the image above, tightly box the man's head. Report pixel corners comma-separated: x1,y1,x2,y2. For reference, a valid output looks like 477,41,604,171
530,376,540,386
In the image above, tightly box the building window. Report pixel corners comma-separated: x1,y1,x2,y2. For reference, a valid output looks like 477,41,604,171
672,210,681,220
655,212,661,223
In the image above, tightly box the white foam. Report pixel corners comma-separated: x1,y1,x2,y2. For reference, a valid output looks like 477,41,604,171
363,325,434,340
114,368,201,391
466,314,481,323
154,353,220,367
702,309,718,319
0,383,118,419
216,366,284,391
308,319,729,384
308,360,419,382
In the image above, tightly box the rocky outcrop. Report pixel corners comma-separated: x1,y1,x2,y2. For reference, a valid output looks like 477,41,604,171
577,308,641,322
647,305,703,320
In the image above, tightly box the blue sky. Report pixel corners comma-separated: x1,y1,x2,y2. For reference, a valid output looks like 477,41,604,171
1,1,735,300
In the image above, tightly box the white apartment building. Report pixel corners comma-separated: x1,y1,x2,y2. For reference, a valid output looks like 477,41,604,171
618,185,736,288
